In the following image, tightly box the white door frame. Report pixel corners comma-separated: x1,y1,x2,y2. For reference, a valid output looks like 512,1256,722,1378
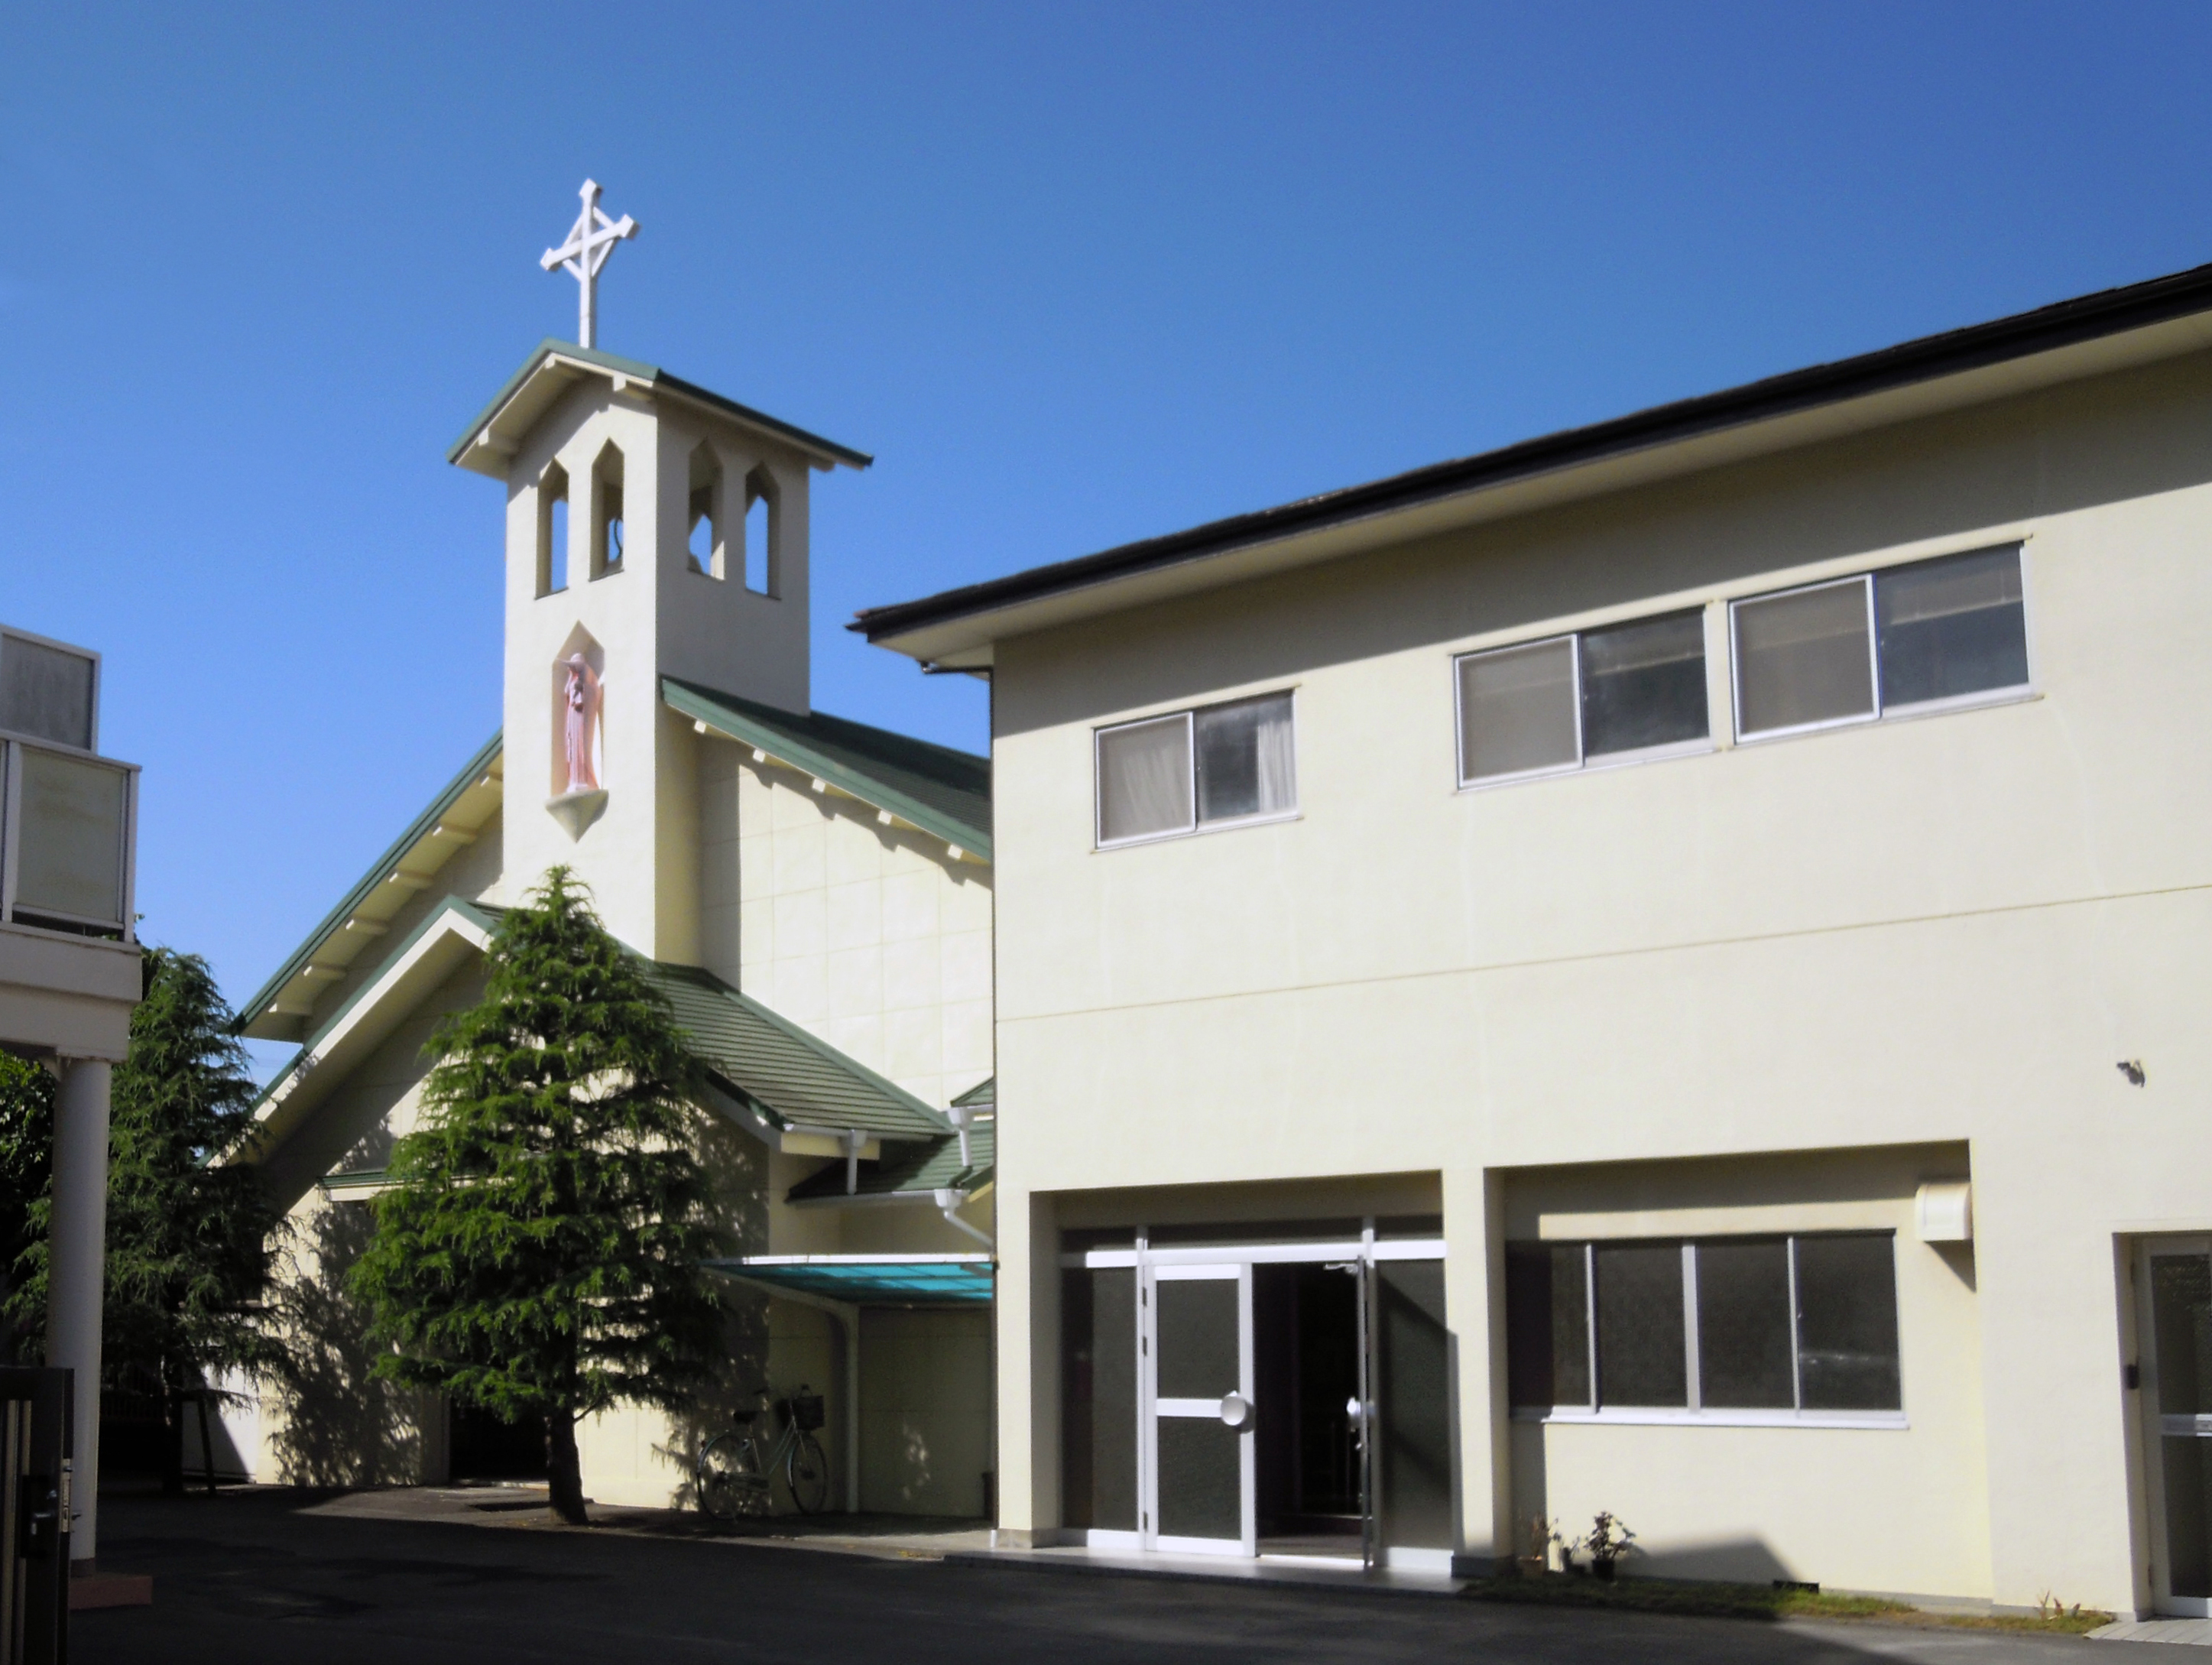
2139,1235,2212,1617
1141,1261,1255,1556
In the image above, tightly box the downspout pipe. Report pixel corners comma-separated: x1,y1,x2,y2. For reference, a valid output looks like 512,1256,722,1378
945,1105,973,1170
932,1189,994,1250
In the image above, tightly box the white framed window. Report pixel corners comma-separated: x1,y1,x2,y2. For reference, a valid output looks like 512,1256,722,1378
1730,543,2029,742
1095,692,1296,849
1505,1232,1903,1426
1455,608,1710,787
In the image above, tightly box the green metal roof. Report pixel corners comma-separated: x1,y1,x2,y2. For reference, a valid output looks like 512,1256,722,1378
951,1076,994,1109
663,677,991,861
248,893,947,1153
234,734,503,1037
447,339,872,472
650,963,952,1142
705,1256,993,1307
785,1117,994,1202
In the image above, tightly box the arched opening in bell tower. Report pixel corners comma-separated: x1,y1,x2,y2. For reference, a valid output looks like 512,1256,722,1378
743,464,779,597
592,442,626,578
687,443,723,579
537,463,570,597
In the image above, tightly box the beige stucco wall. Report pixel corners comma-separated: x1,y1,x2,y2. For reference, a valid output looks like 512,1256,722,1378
983,346,2212,1611
700,744,992,1112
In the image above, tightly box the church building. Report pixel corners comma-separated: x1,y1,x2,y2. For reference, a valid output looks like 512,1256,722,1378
218,291,997,1517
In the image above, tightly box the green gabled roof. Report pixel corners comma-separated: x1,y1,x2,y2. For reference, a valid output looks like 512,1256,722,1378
235,734,504,1037
448,339,872,474
785,1117,994,1202
663,677,991,861
951,1076,994,1109
248,893,946,1152
649,963,952,1142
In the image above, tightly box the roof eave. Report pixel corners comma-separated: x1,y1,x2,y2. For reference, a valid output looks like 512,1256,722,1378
852,261,2212,661
448,340,872,479
236,733,504,1040
662,677,991,862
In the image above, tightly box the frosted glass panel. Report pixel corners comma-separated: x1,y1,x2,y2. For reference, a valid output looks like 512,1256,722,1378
1195,693,1295,823
1157,1418,1241,1540
1580,610,1708,757
1695,1238,1793,1408
1506,1242,1589,1409
1876,546,2029,709
15,749,126,923
1097,716,1192,843
1156,1277,1238,1400
1734,579,1874,735
1458,638,1578,781
1062,1268,1137,1530
1794,1234,1900,1411
0,638,94,750
1594,1242,1685,1407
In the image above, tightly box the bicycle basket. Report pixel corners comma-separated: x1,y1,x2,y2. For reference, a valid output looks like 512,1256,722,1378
791,1390,826,1432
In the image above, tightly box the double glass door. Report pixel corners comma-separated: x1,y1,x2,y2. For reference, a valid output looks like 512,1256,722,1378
2142,1239,2212,1614
1144,1264,1256,1553
1062,1235,1450,1567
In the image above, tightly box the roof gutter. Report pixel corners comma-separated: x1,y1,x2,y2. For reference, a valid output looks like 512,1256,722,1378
851,258,2212,657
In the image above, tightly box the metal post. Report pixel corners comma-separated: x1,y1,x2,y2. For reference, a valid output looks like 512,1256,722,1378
842,1309,860,1516
47,1060,110,1570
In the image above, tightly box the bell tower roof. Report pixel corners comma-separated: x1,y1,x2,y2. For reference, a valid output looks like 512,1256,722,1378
448,339,873,479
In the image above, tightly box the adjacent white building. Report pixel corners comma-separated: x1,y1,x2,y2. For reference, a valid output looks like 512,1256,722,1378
856,262,2212,1615
0,625,141,1569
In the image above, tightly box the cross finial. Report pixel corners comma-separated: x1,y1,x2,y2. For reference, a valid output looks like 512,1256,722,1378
539,179,638,350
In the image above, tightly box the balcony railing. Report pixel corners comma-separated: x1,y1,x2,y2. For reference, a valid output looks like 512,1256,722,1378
0,735,138,941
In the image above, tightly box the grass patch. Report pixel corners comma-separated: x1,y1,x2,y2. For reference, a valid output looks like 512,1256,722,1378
1464,1575,2113,1634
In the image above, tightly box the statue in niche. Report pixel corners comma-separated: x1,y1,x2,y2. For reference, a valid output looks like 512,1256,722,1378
561,654,602,794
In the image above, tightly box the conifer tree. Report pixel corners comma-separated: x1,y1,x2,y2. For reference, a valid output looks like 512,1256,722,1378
0,1051,54,1365
9,949,284,1488
352,868,728,1523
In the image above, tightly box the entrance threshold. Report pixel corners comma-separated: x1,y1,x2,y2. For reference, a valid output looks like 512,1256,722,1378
956,1540,1465,1598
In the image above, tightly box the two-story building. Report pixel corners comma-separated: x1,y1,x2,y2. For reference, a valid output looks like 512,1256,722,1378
856,262,2212,1615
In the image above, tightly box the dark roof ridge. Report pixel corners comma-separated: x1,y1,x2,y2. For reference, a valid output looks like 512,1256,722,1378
851,258,2212,644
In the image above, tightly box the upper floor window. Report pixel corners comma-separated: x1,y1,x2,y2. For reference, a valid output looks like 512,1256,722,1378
1731,544,2028,741
1095,692,1296,847
1456,609,1708,787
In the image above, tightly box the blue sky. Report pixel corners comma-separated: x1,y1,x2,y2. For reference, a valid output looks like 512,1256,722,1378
8,2,2212,1061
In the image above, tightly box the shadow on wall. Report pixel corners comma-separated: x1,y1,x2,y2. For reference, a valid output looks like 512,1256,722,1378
266,1200,427,1485
651,1115,772,1509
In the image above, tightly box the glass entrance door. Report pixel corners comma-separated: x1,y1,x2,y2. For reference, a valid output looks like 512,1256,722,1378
2142,1239,2212,1615
1144,1263,1254,1554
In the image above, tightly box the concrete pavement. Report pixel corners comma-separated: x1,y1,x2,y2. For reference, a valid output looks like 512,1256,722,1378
79,1488,2129,1664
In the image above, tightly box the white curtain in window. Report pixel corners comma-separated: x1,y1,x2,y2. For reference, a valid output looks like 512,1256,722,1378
1253,695,1296,815
1098,715,1193,842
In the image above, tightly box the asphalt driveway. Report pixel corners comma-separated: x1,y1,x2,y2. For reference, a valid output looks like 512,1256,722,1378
80,1488,2116,1665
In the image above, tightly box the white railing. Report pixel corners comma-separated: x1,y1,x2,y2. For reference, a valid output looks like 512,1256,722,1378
0,735,138,941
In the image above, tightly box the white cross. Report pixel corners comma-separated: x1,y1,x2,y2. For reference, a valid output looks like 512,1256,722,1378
540,179,638,350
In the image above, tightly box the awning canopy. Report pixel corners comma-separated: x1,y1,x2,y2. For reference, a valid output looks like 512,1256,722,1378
706,1254,994,1307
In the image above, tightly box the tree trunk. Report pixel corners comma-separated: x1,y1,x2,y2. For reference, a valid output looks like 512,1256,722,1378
546,1409,587,1524
159,1384,186,1497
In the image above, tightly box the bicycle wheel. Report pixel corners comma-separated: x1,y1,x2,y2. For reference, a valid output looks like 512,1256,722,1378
699,1431,766,1520
784,1430,830,1515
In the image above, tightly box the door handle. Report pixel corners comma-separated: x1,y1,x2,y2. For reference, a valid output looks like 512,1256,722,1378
1218,1391,1254,1431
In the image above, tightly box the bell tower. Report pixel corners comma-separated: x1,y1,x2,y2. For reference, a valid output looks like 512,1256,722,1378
449,191,870,960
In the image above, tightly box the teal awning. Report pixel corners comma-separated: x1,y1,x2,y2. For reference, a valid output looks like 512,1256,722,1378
706,1255,994,1306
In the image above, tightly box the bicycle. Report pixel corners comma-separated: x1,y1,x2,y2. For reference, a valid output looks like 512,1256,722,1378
697,1386,830,1518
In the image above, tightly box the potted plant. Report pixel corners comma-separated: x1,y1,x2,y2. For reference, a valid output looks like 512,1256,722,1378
1516,1516,1555,1579
1578,1511,1636,1582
